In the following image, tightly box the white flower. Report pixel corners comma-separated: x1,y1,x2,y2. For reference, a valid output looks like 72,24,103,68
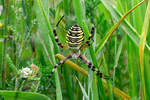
20,67,33,78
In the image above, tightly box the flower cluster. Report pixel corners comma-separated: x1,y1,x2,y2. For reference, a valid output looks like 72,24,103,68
20,67,33,78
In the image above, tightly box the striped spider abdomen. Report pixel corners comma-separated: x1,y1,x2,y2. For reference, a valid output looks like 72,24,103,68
66,24,84,49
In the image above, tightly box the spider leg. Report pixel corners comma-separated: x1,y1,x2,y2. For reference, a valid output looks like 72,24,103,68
56,15,64,27
79,54,110,79
49,55,72,78
53,15,68,49
80,24,95,50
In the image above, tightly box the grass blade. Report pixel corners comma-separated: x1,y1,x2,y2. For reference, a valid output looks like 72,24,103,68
112,36,125,99
36,0,62,100
127,37,138,98
139,1,150,99
37,0,58,53
0,90,51,100
73,0,107,99
6,54,19,76
76,77,88,100
56,54,130,100
101,0,150,52
96,0,148,54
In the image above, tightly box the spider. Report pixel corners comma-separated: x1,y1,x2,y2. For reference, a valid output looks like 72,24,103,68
49,15,109,79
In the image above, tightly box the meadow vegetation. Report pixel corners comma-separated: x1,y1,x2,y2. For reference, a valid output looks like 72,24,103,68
0,0,150,100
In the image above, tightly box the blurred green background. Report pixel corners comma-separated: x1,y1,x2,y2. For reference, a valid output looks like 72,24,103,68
0,0,150,100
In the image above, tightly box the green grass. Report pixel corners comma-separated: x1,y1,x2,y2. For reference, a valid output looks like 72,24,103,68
139,1,150,99
0,0,150,100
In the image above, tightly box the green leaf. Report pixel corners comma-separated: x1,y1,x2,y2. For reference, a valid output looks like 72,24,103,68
139,1,150,99
6,54,19,76
96,0,150,54
76,77,88,99
0,90,51,100
35,0,63,100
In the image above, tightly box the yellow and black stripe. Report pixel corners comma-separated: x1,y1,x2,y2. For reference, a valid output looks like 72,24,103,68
53,28,67,49
79,54,110,79
49,55,72,79
80,24,95,50
66,24,84,48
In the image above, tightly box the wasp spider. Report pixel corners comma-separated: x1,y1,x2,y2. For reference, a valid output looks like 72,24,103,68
49,16,109,79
